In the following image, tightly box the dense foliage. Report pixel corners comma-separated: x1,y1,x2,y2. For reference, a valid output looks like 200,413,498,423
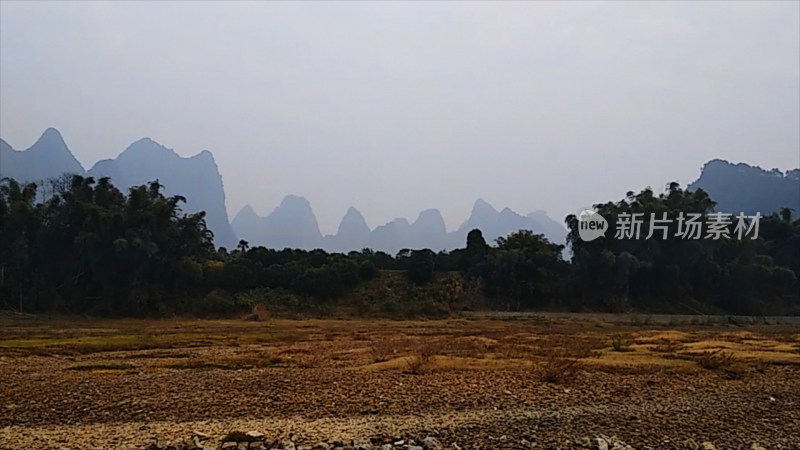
1,176,798,316
565,183,799,315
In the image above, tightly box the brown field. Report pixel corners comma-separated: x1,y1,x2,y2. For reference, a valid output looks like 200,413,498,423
1,314,799,449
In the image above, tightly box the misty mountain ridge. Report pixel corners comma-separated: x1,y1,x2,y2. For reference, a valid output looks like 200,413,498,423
0,129,238,249
5,129,795,255
688,158,800,216
232,197,568,254
231,194,324,250
0,128,84,182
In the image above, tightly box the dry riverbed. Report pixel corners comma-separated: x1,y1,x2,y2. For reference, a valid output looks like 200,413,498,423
1,314,799,449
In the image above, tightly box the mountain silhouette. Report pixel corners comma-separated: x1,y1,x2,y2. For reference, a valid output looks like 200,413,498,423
235,197,567,254
323,207,371,252
411,209,448,250
688,159,800,216
449,199,567,248
0,128,84,183
0,129,237,249
88,138,237,248
232,195,323,250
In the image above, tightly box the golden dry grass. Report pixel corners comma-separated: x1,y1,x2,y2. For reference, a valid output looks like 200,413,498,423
1,315,798,376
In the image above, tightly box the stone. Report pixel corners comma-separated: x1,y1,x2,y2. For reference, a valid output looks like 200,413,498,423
751,444,766,450
246,431,264,438
408,446,424,450
422,436,442,449
701,444,716,450
596,437,609,450
683,439,699,450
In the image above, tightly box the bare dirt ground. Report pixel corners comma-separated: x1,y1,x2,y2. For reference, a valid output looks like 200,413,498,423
1,314,799,449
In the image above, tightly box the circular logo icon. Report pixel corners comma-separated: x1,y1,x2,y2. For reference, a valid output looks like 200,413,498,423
577,209,608,241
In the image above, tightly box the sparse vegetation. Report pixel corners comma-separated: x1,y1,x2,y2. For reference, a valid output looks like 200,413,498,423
67,363,136,371
694,349,736,371
2,315,799,448
370,336,404,362
611,333,633,352
164,355,283,370
539,350,581,383
405,341,438,374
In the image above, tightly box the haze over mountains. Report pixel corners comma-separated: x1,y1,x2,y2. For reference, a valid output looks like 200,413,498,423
0,128,84,183
231,197,568,254
688,159,800,216
2,128,798,253
0,128,238,249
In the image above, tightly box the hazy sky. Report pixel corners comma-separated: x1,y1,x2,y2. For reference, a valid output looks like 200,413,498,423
1,1,798,234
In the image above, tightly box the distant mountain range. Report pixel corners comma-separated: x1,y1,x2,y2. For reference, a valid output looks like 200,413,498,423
0,128,84,183
0,128,238,248
3,128,796,254
689,159,800,216
231,197,568,253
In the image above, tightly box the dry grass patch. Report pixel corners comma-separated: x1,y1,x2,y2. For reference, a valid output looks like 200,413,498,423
539,350,581,383
610,333,633,352
536,338,595,383
651,341,685,353
163,354,283,370
0,330,293,357
635,330,695,343
277,346,329,368
67,362,136,372
369,336,409,362
404,341,438,374
690,349,744,377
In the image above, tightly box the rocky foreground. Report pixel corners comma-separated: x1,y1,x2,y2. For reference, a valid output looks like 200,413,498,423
130,431,771,450
1,317,799,449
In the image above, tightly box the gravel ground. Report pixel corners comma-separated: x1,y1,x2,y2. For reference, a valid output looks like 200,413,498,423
2,363,798,448
1,317,798,449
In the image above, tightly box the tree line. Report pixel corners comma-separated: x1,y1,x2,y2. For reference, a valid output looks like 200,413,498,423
1,176,797,316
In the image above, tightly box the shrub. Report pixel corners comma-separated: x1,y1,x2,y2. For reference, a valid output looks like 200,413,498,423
407,250,435,284
610,333,633,352
358,260,379,280
695,349,736,371
192,290,236,315
244,303,270,321
371,337,403,362
540,351,581,383
537,339,591,383
404,341,437,374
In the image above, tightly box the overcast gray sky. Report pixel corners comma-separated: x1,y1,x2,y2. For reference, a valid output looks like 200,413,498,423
1,1,798,234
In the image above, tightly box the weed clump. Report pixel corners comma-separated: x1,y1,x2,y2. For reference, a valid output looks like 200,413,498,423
695,349,735,370
538,339,591,383
405,341,437,374
611,333,633,352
